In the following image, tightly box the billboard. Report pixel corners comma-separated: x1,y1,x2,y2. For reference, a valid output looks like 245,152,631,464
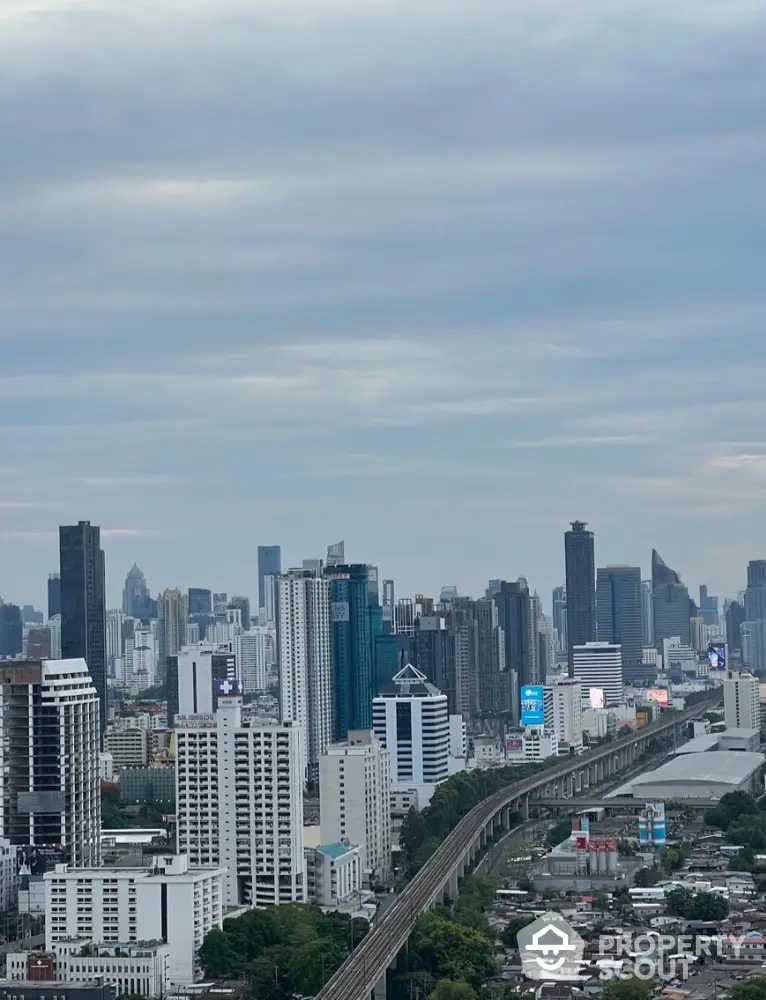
520,685,545,726
589,687,605,709
174,713,215,728
216,678,242,697
647,688,669,707
707,643,726,670
505,736,523,757
17,845,67,885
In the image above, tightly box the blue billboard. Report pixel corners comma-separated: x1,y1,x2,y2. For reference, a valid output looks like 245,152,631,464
520,685,545,726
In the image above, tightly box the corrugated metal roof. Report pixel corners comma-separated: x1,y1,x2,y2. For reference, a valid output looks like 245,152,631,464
633,751,765,787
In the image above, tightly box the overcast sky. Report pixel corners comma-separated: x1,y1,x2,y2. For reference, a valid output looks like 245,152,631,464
1,0,765,611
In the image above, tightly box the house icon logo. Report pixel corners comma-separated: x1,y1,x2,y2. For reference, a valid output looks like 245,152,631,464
517,912,585,981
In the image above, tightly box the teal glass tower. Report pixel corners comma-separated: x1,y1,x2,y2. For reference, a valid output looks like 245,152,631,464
325,563,374,740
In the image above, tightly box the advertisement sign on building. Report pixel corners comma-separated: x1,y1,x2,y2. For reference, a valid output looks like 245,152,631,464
520,685,545,726
646,688,669,707
331,601,350,623
589,687,605,709
707,643,727,670
174,713,215,728
505,736,523,758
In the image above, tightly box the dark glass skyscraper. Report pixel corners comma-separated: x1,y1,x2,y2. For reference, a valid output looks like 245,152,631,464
47,573,61,620
491,579,534,722
564,521,596,674
188,588,212,616
596,565,643,676
59,521,107,733
257,545,281,612
325,563,374,740
0,602,22,657
651,549,690,650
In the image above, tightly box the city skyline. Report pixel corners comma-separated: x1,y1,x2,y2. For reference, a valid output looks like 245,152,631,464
2,1,766,609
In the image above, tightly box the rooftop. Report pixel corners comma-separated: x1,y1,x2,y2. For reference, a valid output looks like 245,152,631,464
316,842,357,860
675,729,760,755
631,751,765,789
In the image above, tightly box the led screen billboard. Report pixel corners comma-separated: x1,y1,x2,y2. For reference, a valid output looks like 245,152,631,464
647,688,669,707
520,685,545,725
589,687,605,709
707,643,726,670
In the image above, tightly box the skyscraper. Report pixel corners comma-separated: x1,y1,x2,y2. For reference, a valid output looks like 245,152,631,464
551,585,567,652
257,546,281,613
0,658,101,866
726,600,746,655
326,563,374,741
596,565,643,677
492,579,534,723
59,521,107,733
228,596,251,630
326,541,345,567
745,561,766,623
47,573,61,620
276,569,332,784
651,549,691,650
188,588,212,616
156,588,188,683
0,601,22,658
122,564,149,618
698,585,719,628
564,521,596,674
641,579,653,647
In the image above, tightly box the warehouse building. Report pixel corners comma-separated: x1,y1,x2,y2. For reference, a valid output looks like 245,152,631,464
629,751,765,800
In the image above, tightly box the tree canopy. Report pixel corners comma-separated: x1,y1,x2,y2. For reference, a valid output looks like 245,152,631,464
666,888,729,922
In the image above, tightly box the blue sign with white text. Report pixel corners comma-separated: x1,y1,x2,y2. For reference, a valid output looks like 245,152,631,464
520,685,545,725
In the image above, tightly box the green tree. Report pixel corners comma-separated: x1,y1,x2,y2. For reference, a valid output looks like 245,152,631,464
634,866,662,887
288,939,343,995
603,979,652,1000
409,911,496,989
500,917,534,949
429,981,478,1000
666,888,729,922
198,928,240,978
728,978,766,1000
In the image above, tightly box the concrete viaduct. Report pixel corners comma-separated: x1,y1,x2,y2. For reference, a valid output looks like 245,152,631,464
314,695,720,1000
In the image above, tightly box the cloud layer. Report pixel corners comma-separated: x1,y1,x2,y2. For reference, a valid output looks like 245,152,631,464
1,0,766,608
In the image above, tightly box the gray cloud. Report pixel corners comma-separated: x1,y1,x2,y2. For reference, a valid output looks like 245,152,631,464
1,0,765,608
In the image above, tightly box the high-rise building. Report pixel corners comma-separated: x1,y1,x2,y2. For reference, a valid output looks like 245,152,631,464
156,588,188,684
741,621,766,675
491,579,534,722
551,586,567,652
572,642,623,707
276,570,332,784
237,625,275,694
47,574,61,621
319,730,391,879
26,627,51,660
257,546,282,613
48,614,61,659
723,673,760,731
651,549,691,650
176,690,305,907
596,565,643,676
547,678,583,754
727,600,746,655
122,564,150,619
325,563,374,742
106,609,125,679
641,580,653,648
0,658,101,866
0,602,22,658
59,521,107,734
699,585,719,628
372,663,449,809
187,588,212,616
744,561,766,623
167,644,237,726
228,596,251,630
326,541,345,567
564,521,596,674
381,580,395,633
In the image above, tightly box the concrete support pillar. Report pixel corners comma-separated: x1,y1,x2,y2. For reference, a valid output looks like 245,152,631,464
373,972,387,1000
448,869,459,900
521,793,529,820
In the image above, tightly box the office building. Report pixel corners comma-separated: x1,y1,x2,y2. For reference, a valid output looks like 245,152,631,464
103,727,150,770
319,730,391,878
491,579,534,721
167,644,237,726
372,663,449,809
176,689,304,907
552,585,567,652
25,627,51,660
237,625,275,693
121,564,155,621
325,563,374,741
597,565,643,676
276,569,332,783
187,588,212,616
0,601,22,658
641,579,653,647
326,540,345,567
741,621,766,675
47,614,61,660
381,579,395,633
228,596,251,630
572,642,624,707
59,521,107,733
724,673,761,731
651,549,691,650
564,521,596,674
47,574,61,620
43,854,224,985
548,678,583,754
0,659,101,867
257,545,282,613
699,585,719,628
745,561,766,623
156,588,188,685
690,617,707,652
727,600,746,655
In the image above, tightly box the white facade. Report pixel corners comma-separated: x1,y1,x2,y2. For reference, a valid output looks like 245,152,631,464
44,854,224,985
448,714,467,759
0,658,101,867
522,729,559,761
47,615,61,660
157,589,188,681
663,636,698,675
372,664,449,804
174,643,237,720
0,837,16,910
237,625,275,693
305,842,363,908
176,696,305,907
104,727,149,770
319,730,391,878
276,570,333,783
573,642,624,707
548,678,583,753
724,673,761,731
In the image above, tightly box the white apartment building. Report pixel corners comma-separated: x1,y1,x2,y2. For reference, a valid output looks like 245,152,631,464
168,643,237,726
176,692,305,908
276,570,332,783
372,664,449,809
305,842,363,908
548,678,583,754
0,658,101,867
44,854,224,985
237,625,276,694
522,729,559,761
573,642,624,707
47,615,62,660
104,727,149,770
8,940,172,998
319,731,391,879
724,673,761,731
